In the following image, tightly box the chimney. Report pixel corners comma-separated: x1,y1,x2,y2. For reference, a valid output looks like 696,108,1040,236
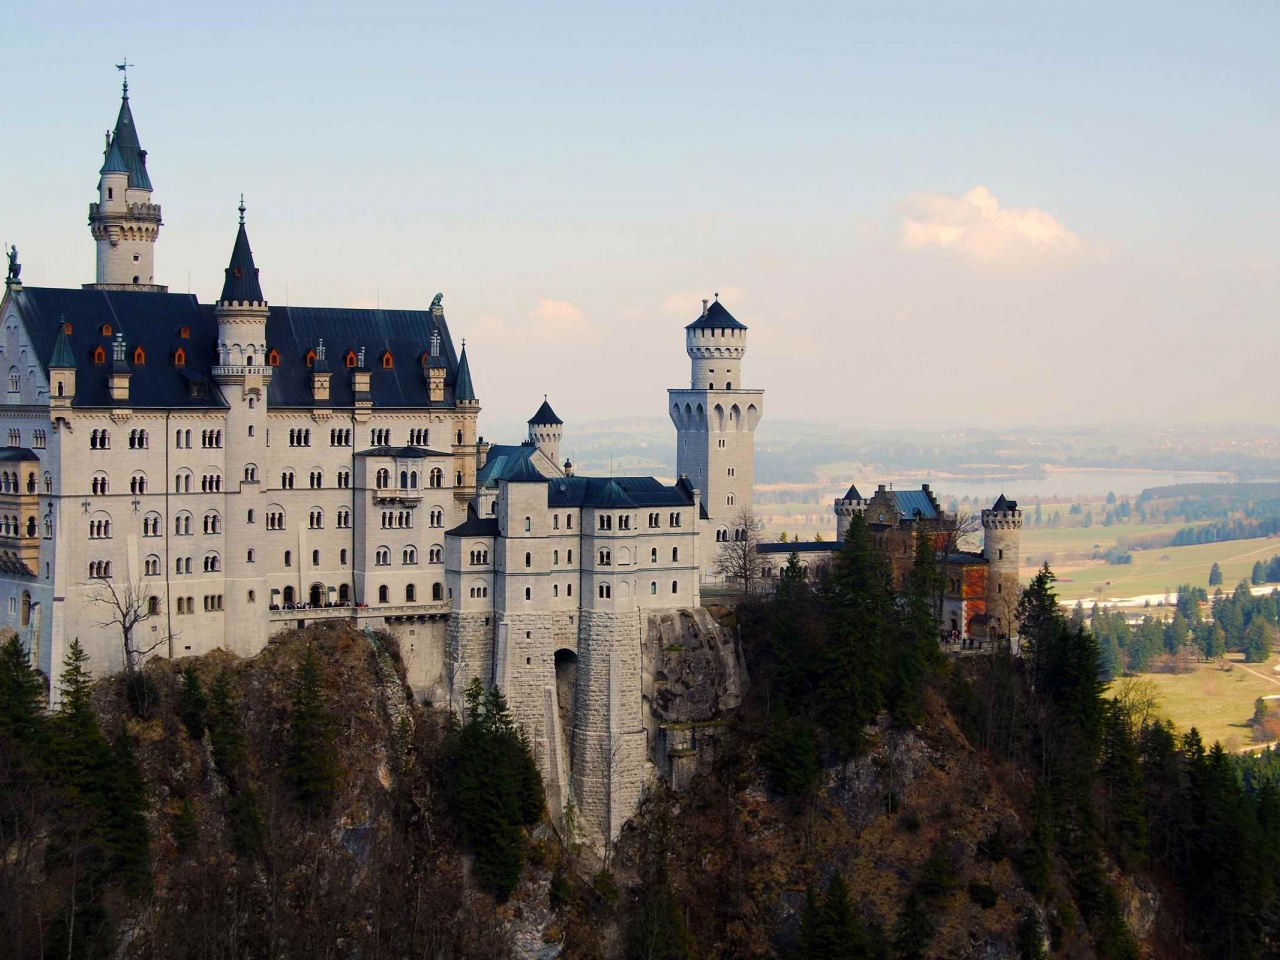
108,333,131,403
702,298,709,318
310,339,331,403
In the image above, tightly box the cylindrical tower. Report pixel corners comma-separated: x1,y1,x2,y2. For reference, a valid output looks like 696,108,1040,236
685,298,747,390
527,397,563,466
981,494,1024,640
833,483,866,541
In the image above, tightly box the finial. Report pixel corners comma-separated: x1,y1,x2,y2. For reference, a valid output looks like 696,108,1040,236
714,291,719,301
238,194,246,225
116,59,132,95
461,338,466,349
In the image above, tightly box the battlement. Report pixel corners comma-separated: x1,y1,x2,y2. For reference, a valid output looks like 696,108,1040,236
89,201,163,223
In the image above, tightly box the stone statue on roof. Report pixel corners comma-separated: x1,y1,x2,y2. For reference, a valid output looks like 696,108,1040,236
5,245,19,283
431,292,443,309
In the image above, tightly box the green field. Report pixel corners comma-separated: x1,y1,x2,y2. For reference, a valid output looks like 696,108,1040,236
1134,653,1280,752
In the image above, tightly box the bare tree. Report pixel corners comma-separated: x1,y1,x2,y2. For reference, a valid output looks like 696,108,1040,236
714,506,765,595
87,575,172,678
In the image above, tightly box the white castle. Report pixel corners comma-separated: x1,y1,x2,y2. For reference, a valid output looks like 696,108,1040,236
0,82,1018,842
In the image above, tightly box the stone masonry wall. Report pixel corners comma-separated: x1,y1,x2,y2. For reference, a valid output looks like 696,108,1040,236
574,607,646,843
445,611,494,712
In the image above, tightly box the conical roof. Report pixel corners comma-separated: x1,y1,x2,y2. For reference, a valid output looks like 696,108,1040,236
49,322,76,369
455,344,476,401
109,84,152,190
528,398,562,425
686,299,747,331
991,493,1017,512
219,203,265,304
99,139,129,176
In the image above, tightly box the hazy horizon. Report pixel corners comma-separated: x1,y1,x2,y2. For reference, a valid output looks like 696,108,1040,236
6,2,1277,430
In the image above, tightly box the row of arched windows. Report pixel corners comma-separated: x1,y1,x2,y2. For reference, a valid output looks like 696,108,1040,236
128,429,149,449
89,429,110,450
330,428,352,446
201,429,223,448
289,428,311,447
381,511,412,529
0,471,35,494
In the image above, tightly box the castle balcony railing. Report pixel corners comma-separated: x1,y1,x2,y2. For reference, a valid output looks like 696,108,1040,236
372,487,423,504
212,364,273,379
268,599,449,625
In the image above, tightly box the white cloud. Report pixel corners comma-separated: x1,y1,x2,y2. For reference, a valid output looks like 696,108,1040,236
470,299,595,347
900,185,1085,265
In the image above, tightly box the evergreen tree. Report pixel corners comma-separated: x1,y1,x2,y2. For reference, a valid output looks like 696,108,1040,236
887,536,943,728
0,631,45,746
891,892,934,960
1253,560,1267,586
176,664,207,740
797,873,866,959
207,670,246,784
99,730,151,890
1243,618,1272,663
173,798,198,855
1209,562,1223,587
286,643,339,809
1099,702,1146,869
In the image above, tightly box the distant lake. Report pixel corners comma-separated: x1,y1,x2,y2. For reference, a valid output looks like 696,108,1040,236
878,468,1245,504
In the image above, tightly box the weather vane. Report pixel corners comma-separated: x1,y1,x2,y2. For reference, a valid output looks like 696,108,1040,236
116,58,133,93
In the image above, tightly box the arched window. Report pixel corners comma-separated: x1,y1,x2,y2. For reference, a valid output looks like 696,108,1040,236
430,468,443,488
525,551,532,568
524,587,531,601
406,583,417,602
247,548,255,563
179,326,190,339
145,556,160,576
598,584,611,599
173,347,185,367
403,547,417,565
312,549,320,566
100,323,112,336
553,550,559,564
672,580,679,594
599,549,611,566
525,516,532,532
132,346,145,365
651,547,658,563
305,349,316,368
432,582,443,601
339,584,351,603
651,582,657,595
672,547,679,562
268,349,281,367
345,351,358,368
284,550,292,567
381,351,394,369
378,585,389,604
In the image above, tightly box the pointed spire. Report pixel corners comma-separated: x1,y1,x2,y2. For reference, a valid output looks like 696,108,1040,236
99,139,128,176
528,397,562,425
455,340,476,402
109,80,152,190
219,200,265,304
49,319,76,369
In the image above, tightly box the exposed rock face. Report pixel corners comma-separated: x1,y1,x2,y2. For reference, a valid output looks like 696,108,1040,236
641,607,747,789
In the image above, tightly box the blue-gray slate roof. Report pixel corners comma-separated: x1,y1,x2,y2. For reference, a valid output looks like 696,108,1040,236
219,218,264,304
477,444,542,489
547,475,696,509
454,344,476,401
446,504,499,538
888,489,940,521
108,87,152,191
758,541,839,555
685,299,747,331
11,286,466,410
529,399,562,425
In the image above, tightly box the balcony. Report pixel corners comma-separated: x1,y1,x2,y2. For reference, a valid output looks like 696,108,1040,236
268,599,449,624
372,487,423,504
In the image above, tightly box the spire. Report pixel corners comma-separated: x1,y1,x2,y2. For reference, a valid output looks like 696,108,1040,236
99,139,128,176
108,81,152,191
49,320,76,369
219,200,265,304
455,341,476,402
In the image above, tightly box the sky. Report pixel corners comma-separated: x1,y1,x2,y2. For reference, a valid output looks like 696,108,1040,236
4,2,1278,434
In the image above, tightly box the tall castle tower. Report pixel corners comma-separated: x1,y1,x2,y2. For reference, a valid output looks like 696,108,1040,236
87,79,164,290
668,297,763,568
213,200,271,652
981,494,1023,641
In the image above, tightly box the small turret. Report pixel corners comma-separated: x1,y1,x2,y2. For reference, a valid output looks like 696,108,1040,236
834,483,868,541
48,319,76,406
981,494,1024,641
685,295,748,390
528,396,563,465
214,199,270,384
455,341,477,406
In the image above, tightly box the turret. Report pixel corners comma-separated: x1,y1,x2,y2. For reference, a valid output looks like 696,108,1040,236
454,341,477,408
834,483,868,541
685,296,748,390
527,397,563,465
48,319,76,407
87,79,163,290
213,198,270,383
981,494,1024,640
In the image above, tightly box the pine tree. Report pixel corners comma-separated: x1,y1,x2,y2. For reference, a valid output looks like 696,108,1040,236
207,669,246,784
99,730,151,890
891,892,934,960
0,631,45,746
1254,560,1267,586
1099,702,1146,869
176,664,207,740
286,643,339,809
1243,619,1272,663
1209,562,1223,587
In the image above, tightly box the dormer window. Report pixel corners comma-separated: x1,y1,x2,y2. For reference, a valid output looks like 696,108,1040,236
92,346,106,365
62,322,73,335
100,324,112,337
381,351,393,369
233,267,243,279
267,349,281,367
173,347,186,367
305,349,316,368
132,346,145,365
179,326,190,339
344,351,358,369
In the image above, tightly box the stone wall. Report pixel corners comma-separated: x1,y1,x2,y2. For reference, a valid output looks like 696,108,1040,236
445,611,494,711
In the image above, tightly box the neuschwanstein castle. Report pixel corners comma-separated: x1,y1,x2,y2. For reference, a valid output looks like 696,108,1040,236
0,82,1020,842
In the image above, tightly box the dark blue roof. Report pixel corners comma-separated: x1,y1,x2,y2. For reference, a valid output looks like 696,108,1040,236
455,345,476,401
13,286,466,410
109,86,152,191
841,483,862,501
356,446,451,459
477,444,542,489
529,399,562,425
17,287,225,409
547,475,695,509
219,215,264,304
446,504,499,538
48,323,76,368
991,494,1018,512
881,488,939,522
100,140,128,176
0,448,40,463
685,299,747,331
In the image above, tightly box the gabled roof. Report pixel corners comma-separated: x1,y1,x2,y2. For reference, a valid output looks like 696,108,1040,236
109,85,152,191
505,455,548,483
219,209,264,304
890,488,939,521
477,444,547,489
528,399,562,425
685,299,747,331
454,344,476,401
446,503,499,539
